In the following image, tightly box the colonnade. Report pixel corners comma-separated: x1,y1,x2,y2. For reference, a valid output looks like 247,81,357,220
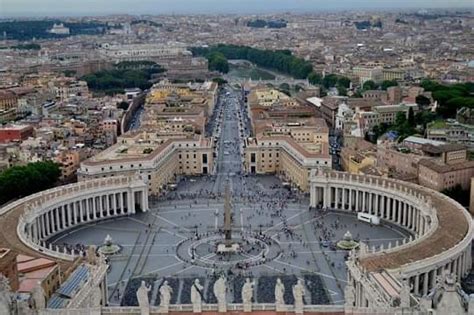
310,170,473,299
27,190,147,242
311,185,430,237
17,176,149,260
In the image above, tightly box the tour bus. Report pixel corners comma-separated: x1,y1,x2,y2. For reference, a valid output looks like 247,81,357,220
357,212,381,225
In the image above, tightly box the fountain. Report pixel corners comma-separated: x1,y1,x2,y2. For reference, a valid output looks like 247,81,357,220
336,231,359,250
97,234,121,255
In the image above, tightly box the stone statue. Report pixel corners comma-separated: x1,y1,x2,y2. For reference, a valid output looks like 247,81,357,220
191,279,203,313
87,245,97,265
0,274,13,315
32,282,46,310
213,276,227,312
275,278,285,312
399,279,411,307
90,285,102,308
136,281,151,315
292,279,305,314
344,281,356,308
159,281,173,313
242,278,255,312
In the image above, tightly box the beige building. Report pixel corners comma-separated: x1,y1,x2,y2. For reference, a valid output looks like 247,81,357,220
244,87,331,191
418,159,474,191
245,136,331,191
78,132,214,195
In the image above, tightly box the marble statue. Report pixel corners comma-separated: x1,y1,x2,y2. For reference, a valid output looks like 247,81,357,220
292,279,305,314
159,280,173,313
90,286,102,308
191,279,203,313
32,282,46,310
242,278,255,312
213,276,227,312
0,274,12,315
344,281,355,308
87,245,97,265
275,278,285,312
136,281,151,315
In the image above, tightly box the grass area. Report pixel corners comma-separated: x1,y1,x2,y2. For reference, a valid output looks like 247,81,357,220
429,120,447,129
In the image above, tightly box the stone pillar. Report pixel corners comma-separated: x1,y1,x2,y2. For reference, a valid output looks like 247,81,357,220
61,206,66,230
342,188,346,210
422,272,429,296
78,200,83,223
99,195,104,218
397,201,402,224
355,190,359,211
45,212,51,236
407,206,412,229
128,191,134,214
414,274,420,296
92,197,97,220
39,215,44,239
69,202,74,226
402,202,407,226
349,189,353,211
374,194,379,215
142,189,147,212
362,191,366,212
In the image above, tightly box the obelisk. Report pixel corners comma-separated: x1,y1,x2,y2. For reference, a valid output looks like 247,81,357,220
223,183,232,246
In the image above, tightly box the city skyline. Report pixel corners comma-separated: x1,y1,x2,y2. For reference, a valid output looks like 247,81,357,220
1,0,474,17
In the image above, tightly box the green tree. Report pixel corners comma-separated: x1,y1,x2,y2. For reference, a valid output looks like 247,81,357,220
337,76,351,89
0,161,61,205
308,72,323,85
362,80,377,91
117,101,129,110
381,80,398,90
207,52,229,73
337,86,347,96
416,95,431,107
322,74,339,89
407,107,415,126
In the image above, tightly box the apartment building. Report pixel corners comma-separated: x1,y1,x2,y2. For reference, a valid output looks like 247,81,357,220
244,87,331,191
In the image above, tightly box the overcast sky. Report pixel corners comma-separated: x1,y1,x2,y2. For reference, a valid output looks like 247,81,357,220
1,0,473,17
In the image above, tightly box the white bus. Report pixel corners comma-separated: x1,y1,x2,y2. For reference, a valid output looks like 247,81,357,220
357,213,380,225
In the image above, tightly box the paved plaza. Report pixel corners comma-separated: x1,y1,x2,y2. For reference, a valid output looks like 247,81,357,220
50,86,409,307
51,175,409,307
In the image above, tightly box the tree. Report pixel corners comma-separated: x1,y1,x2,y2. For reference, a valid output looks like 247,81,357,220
308,72,323,85
117,101,129,110
212,77,227,85
395,111,407,127
408,107,415,126
337,77,351,89
362,80,377,91
322,74,339,89
416,95,431,107
381,80,398,90
207,52,229,73
0,161,61,205
337,86,347,96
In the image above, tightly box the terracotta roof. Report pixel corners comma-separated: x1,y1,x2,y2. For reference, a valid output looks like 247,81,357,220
418,159,474,173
